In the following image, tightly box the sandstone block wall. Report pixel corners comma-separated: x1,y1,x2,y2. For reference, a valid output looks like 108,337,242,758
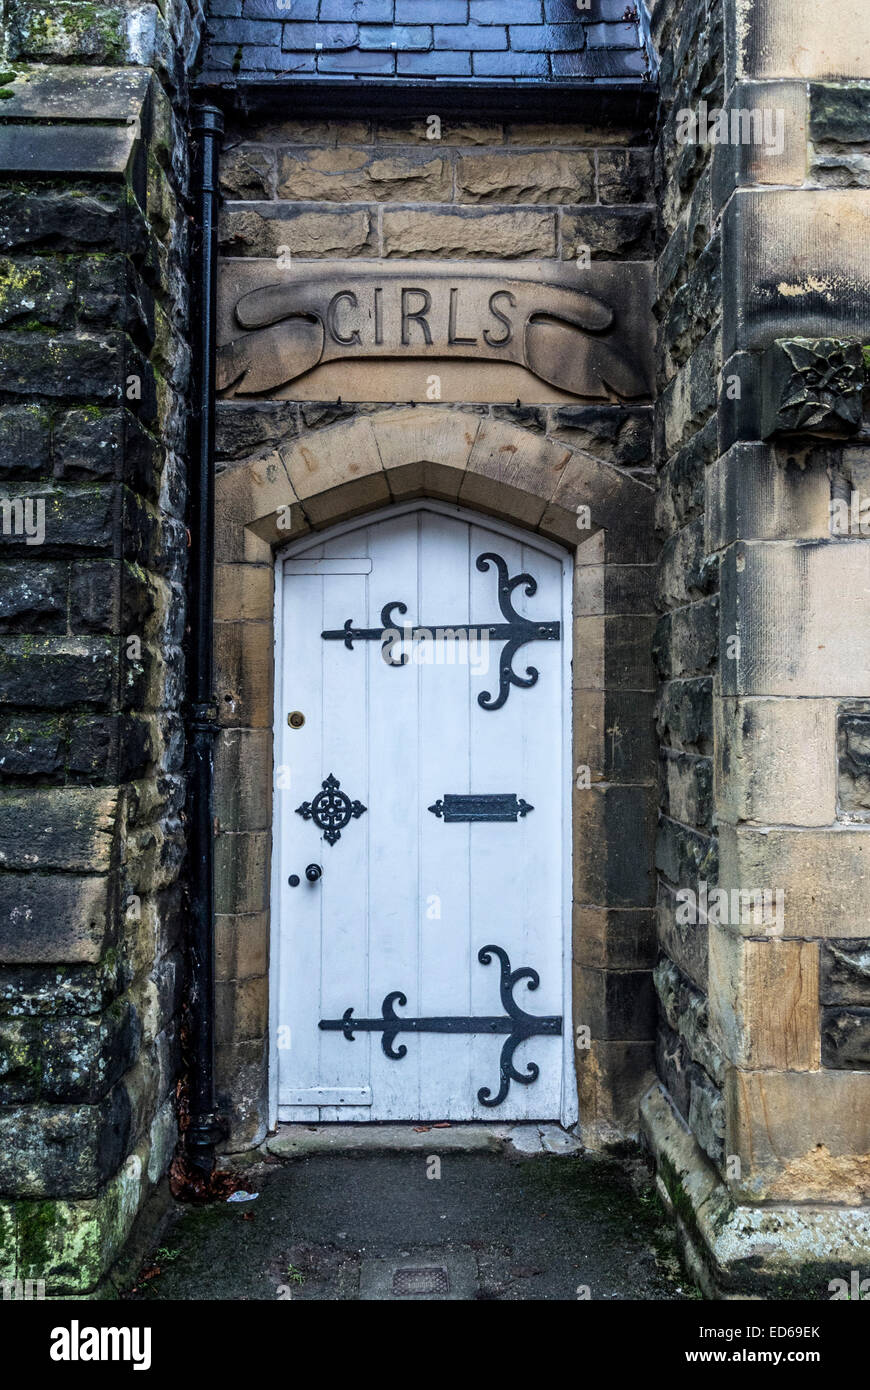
214,110,660,1146
647,0,870,1276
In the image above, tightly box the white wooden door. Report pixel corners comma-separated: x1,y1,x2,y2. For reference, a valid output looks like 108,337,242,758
273,503,572,1123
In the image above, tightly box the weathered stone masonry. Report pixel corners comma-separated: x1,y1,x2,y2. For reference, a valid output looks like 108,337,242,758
0,0,869,1300
643,0,870,1294
0,2,203,1292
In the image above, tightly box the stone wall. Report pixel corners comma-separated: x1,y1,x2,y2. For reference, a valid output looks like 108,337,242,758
0,3,202,1294
649,0,724,1171
214,110,660,1147
644,0,870,1293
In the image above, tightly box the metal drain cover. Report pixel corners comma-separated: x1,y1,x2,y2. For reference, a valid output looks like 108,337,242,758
359,1249,477,1300
392,1265,449,1296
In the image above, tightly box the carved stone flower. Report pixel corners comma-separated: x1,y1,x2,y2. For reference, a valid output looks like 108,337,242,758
763,338,865,436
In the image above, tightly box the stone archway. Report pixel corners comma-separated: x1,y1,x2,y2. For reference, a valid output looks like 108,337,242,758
211,407,657,1148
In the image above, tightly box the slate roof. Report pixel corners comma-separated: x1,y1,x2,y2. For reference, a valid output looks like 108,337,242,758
200,0,655,87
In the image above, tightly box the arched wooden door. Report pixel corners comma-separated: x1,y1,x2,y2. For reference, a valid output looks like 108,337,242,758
272,502,574,1123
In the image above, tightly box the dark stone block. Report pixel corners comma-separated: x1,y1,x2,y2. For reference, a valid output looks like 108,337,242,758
837,708,870,819
820,941,870,1007
0,717,66,780
599,688,657,781
0,256,73,327
603,784,657,906
658,517,715,604
0,1087,130,1197
659,748,713,829
821,1008,870,1069
51,405,157,492
120,563,157,633
652,594,719,681
809,84,870,145
761,338,865,439
68,716,116,779
490,404,546,432
0,331,124,402
77,256,155,344
123,414,163,500
0,636,114,708
0,961,114,1018
661,235,721,370
598,148,653,204
69,561,119,633
657,1016,691,1119
0,189,145,254
603,613,656,689
158,712,185,775
52,407,122,482
0,563,67,632
717,350,763,451
656,815,717,890
608,969,656,1039
657,881,709,993
563,206,654,260
655,677,713,754
117,715,153,780
44,1003,140,1102
215,402,299,460
0,1002,139,1103
0,405,50,478
655,417,716,532
553,404,653,464
687,1064,724,1165
1,485,117,554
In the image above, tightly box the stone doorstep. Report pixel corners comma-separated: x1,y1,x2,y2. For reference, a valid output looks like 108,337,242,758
261,1120,584,1160
640,1083,870,1300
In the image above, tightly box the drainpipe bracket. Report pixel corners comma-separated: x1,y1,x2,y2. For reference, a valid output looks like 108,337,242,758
186,1111,229,1172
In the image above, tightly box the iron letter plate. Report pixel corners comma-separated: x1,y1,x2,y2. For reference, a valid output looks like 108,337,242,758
428,794,533,822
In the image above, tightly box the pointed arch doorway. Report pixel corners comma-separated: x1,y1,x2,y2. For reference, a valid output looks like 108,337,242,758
271,501,576,1125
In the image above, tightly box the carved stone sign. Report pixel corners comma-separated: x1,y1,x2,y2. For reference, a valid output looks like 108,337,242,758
216,259,653,404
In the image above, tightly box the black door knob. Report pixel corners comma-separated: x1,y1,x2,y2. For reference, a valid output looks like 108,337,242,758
305,863,322,882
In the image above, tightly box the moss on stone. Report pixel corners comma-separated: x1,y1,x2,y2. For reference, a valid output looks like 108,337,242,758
17,1200,59,1273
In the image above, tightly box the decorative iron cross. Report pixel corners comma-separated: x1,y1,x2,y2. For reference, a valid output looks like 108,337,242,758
319,944,562,1107
321,551,560,711
296,772,367,846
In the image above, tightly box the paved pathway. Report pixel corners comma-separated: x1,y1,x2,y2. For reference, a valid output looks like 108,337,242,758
126,1125,693,1302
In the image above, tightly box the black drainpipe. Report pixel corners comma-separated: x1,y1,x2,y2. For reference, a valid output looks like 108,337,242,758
186,104,224,1176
